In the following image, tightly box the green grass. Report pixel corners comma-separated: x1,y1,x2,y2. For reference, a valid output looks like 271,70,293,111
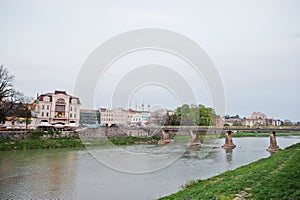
82,136,158,146
160,143,300,200
110,136,158,145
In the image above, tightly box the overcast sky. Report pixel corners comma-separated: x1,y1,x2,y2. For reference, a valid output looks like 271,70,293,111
0,0,299,121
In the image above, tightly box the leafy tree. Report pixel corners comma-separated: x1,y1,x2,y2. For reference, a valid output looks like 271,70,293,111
189,106,200,126
164,113,180,126
232,121,242,126
283,119,293,126
165,104,217,126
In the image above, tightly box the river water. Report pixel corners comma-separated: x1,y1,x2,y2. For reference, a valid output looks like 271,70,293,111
0,136,299,199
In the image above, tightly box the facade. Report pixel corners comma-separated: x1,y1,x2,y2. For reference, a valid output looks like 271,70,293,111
215,115,223,126
79,109,100,125
128,109,151,127
223,112,282,127
244,118,282,127
251,112,267,119
32,90,81,127
98,106,151,127
244,118,266,127
150,109,173,126
99,108,128,126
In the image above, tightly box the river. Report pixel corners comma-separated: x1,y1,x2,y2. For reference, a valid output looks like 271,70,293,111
1,136,299,199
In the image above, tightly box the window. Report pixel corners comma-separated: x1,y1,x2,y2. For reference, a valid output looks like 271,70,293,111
70,107,73,111
44,96,50,101
47,105,50,110
55,98,66,118
75,107,77,112
71,99,78,104
70,113,73,118
74,114,76,118
42,112,44,117
42,105,45,110
46,112,49,117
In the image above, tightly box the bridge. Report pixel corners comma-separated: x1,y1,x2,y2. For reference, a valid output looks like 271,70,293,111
143,126,300,151
143,126,300,133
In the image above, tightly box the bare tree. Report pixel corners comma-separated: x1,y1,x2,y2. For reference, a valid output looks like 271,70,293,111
0,65,14,123
0,66,33,126
0,65,14,102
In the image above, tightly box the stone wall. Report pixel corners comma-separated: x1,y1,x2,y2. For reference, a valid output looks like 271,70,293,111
78,127,149,138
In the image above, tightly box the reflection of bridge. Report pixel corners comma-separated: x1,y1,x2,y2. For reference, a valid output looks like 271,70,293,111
144,126,300,150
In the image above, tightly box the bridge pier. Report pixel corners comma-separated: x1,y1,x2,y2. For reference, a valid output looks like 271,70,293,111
158,130,171,145
222,131,236,149
267,131,279,152
188,130,201,146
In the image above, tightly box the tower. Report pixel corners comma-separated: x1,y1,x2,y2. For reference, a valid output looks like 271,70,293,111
147,105,150,112
141,104,144,112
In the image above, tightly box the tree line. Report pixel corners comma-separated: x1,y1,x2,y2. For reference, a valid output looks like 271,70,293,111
0,65,32,126
164,104,217,126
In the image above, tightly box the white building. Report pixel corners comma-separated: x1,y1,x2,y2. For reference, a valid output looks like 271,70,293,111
128,109,151,127
99,108,127,126
32,90,81,127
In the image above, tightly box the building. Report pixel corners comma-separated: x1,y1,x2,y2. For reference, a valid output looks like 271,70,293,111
215,115,223,126
150,109,173,126
79,109,100,125
251,112,267,119
244,118,266,127
99,108,128,126
242,112,282,127
32,90,81,127
98,105,151,127
128,109,151,127
265,118,282,126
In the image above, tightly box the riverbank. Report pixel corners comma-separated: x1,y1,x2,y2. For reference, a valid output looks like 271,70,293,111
0,130,159,151
160,142,300,200
81,136,158,147
0,137,84,151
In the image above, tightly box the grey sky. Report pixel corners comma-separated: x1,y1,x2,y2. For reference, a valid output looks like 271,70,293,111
0,0,299,121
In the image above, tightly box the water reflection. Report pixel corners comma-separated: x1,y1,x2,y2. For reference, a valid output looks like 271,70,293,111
181,145,201,159
0,137,300,200
0,149,79,199
225,149,233,162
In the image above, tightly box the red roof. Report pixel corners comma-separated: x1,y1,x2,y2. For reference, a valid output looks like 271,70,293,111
37,90,80,104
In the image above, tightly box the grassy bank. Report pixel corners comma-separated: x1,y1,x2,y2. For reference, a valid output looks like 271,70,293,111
160,142,300,200
81,136,158,147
